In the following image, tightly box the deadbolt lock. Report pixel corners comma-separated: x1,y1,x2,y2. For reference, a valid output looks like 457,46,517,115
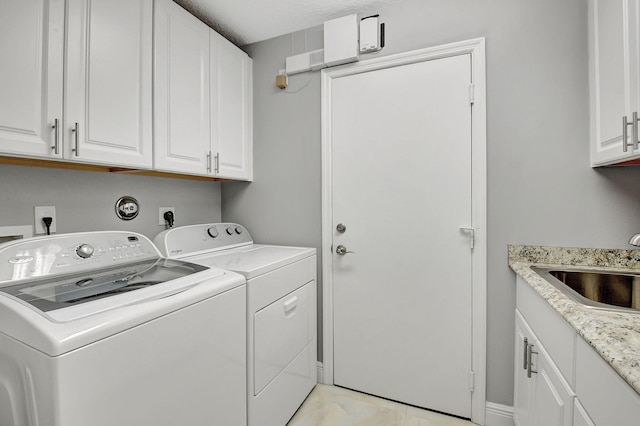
336,223,347,233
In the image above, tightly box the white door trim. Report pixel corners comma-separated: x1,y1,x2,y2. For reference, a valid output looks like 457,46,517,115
321,38,487,425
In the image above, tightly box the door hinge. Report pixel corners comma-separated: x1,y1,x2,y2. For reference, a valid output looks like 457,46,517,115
459,227,476,250
469,371,475,393
469,84,475,105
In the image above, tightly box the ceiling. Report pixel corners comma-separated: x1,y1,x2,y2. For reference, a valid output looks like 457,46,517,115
173,0,402,46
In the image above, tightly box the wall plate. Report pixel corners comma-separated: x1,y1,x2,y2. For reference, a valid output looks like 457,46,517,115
34,206,56,235
159,207,176,226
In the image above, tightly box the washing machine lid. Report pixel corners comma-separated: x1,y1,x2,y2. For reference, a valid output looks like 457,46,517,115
155,223,316,279
183,244,315,279
0,258,210,313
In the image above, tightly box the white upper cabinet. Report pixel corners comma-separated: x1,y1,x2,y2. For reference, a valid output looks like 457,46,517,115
0,0,152,168
0,0,64,158
153,0,210,175
0,0,153,168
155,0,253,180
211,31,253,181
589,0,640,165
65,0,153,168
2,0,251,179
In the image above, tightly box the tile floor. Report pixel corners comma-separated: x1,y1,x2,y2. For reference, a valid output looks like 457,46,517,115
287,384,476,426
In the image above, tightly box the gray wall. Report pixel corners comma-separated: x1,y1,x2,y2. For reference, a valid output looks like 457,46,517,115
222,0,640,407
0,164,222,240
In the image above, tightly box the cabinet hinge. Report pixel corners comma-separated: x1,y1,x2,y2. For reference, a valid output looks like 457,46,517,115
469,371,475,393
469,84,475,105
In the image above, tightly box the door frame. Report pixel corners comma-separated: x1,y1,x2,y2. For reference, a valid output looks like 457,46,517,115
321,38,487,424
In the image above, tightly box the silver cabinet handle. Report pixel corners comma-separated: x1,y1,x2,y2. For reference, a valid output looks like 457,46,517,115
206,151,212,173
634,112,639,151
71,122,79,156
623,116,628,152
527,343,538,378
51,118,59,154
623,113,638,153
214,153,220,174
523,337,528,370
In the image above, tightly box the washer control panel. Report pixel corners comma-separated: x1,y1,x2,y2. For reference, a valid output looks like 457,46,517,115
0,231,160,285
155,223,253,258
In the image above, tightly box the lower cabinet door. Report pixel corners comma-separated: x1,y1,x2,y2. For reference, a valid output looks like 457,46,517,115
515,310,575,426
531,345,574,426
573,399,595,426
514,311,533,426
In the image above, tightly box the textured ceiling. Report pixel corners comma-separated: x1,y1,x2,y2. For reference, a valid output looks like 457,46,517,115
174,0,402,46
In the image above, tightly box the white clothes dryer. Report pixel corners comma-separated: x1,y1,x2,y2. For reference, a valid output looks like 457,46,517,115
0,231,246,426
155,223,317,426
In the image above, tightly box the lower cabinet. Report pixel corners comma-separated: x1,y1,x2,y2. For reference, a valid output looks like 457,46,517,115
575,336,640,426
514,311,575,426
515,275,640,426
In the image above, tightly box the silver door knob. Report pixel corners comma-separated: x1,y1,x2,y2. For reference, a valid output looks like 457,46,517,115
335,245,354,255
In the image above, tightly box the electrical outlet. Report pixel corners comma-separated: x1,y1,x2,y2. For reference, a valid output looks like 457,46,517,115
159,207,175,226
34,206,56,235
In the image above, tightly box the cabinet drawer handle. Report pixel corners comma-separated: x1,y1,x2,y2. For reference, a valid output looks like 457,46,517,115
523,337,528,370
527,343,538,378
214,152,220,174
51,118,59,155
206,151,212,173
71,122,79,156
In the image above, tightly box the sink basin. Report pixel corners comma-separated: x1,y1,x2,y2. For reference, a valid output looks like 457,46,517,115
531,267,640,313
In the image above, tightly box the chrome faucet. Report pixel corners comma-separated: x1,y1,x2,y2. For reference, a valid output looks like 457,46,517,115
630,233,640,246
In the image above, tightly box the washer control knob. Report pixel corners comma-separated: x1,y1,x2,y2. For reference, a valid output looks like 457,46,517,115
226,227,234,235
207,227,219,238
76,244,95,259
235,226,243,235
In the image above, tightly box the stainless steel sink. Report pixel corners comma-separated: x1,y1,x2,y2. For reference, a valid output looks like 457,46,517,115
531,267,640,313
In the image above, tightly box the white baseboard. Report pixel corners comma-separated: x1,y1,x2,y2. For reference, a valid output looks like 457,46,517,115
485,402,514,426
317,361,324,384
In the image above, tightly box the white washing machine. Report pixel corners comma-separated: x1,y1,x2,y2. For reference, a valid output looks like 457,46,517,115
155,223,317,426
0,231,247,426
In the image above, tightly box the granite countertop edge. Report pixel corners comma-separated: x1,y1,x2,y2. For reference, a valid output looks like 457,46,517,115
509,244,640,395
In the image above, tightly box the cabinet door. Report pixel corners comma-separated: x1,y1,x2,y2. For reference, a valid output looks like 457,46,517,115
154,0,210,175
515,310,575,426
589,0,640,165
211,31,253,181
0,0,64,159
530,343,574,426
65,0,153,168
514,312,533,426
573,399,596,426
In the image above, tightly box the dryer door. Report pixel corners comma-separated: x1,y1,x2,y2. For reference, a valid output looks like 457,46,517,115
254,281,314,395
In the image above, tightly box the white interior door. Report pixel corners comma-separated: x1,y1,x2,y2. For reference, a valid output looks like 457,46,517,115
331,53,474,418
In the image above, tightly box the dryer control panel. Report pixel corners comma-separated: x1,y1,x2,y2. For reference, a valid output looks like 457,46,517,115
154,223,253,258
0,231,160,285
